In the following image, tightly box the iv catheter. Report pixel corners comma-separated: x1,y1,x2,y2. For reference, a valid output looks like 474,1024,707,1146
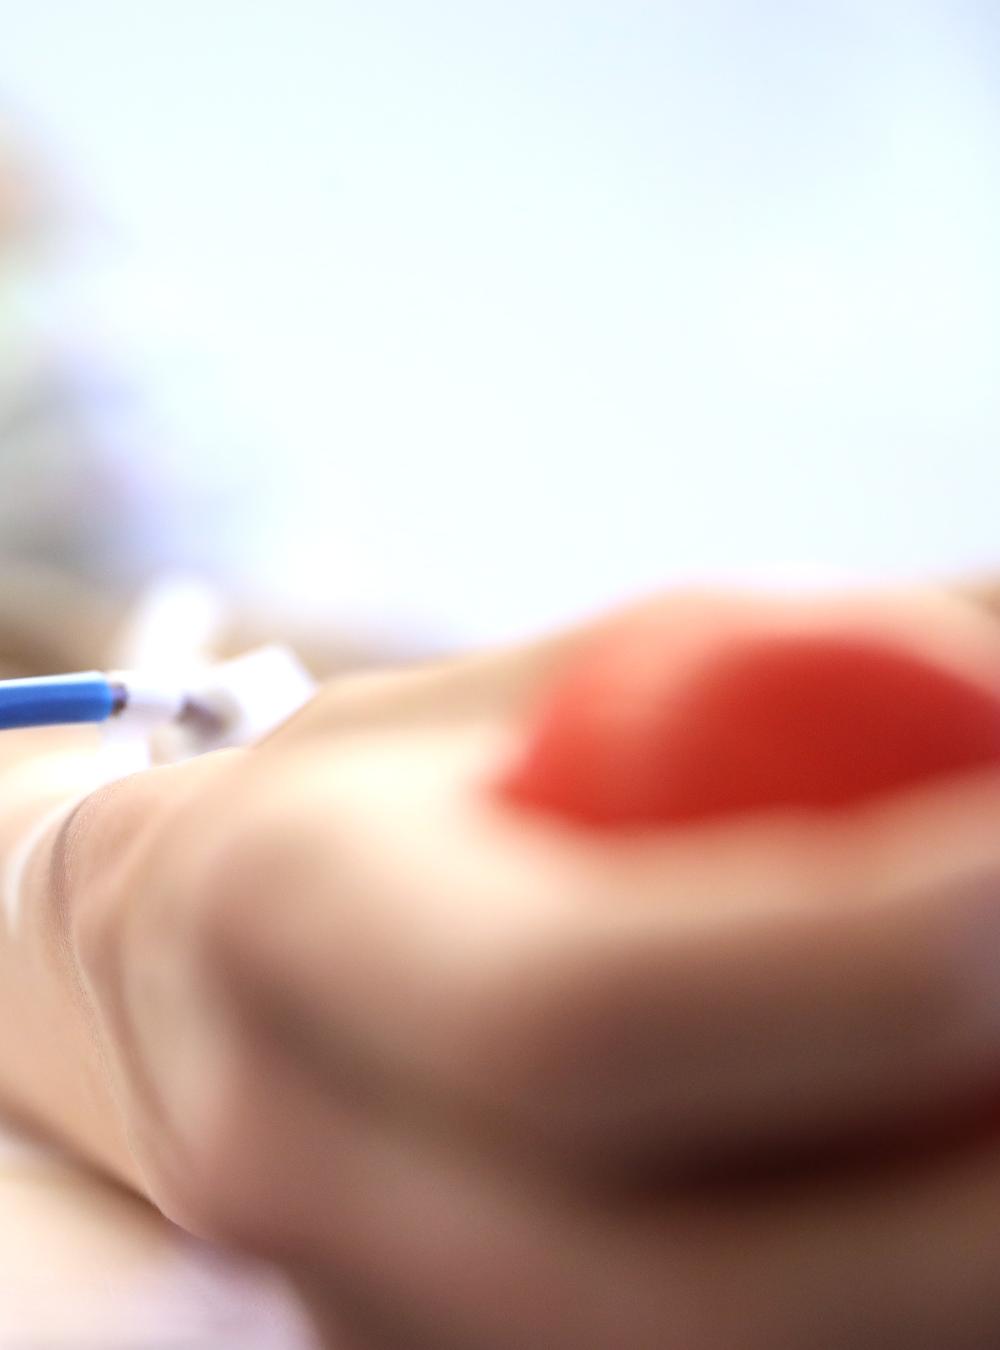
0,649,316,751
0,671,197,731
0,648,316,930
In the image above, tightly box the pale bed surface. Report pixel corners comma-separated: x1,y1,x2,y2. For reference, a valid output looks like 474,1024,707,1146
0,1116,319,1349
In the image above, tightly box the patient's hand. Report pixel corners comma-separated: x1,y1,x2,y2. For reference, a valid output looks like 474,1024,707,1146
52,585,1000,1348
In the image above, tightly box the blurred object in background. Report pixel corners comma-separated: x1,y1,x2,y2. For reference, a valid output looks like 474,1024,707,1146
0,116,159,593
0,112,399,678
0,116,122,672
0,112,42,251
4,3,1000,646
5,2,1000,647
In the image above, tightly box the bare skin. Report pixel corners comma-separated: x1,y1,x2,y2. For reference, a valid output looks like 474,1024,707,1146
5,584,1000,1347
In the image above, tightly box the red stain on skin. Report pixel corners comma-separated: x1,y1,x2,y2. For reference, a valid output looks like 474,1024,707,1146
502,625,1000,828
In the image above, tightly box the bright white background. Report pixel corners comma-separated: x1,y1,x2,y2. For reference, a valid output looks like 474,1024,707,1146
2,2,999,645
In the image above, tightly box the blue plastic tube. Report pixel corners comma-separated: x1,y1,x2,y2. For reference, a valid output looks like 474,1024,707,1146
0,672,119,730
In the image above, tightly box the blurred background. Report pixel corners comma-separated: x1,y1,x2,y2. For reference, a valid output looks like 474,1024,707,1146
1,0,999,664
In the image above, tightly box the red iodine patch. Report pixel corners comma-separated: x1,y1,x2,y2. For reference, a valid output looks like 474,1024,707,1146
501,621,1000,828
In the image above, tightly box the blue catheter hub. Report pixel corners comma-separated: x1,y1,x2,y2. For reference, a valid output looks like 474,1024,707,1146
0,672,119,730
